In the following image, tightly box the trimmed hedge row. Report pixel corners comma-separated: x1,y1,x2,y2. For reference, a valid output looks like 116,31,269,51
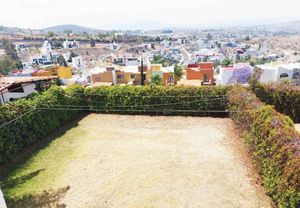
228,86,300,208
85,85,229,116
0,85,228,165
251,82,300,123
0,85,85,164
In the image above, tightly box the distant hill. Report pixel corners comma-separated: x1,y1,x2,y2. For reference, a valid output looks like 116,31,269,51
98,19,172,31
43,24,103,34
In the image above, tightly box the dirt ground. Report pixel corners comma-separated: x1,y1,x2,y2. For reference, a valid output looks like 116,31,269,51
45,114,272,208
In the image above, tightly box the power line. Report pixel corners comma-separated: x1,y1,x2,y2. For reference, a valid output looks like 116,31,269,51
35,107,254,113
68,93,228,98
39,97,227,109
0,108,36,129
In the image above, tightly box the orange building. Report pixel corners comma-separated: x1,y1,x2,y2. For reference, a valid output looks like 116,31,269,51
186,62,215,85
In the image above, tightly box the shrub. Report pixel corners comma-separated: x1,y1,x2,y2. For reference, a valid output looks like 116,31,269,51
85,85,229,116
228,86,300,208
0,85,228,164
0,85,85,164
251,82,300,123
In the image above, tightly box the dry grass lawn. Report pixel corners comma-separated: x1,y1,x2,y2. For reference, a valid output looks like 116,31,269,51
2,114,272,208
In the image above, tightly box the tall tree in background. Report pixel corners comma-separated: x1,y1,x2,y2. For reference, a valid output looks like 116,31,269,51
229,65,253,84
1,39,18,60
0,39,22,75
58,55,68,67
151,75,162,85
68,51,78,62
90,38,96,47
174,64,183,78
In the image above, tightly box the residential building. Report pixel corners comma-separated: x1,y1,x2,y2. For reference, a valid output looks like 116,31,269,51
0,76,57,104
72,56,84,69
41,41,52,54
146,64,175,85
112,54,139,66
216,63,253,85
63,40,80,49
107,42,120,51
256,63,300,83
186,62,215,85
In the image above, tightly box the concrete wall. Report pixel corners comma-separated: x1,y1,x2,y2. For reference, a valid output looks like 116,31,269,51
2,83,36,103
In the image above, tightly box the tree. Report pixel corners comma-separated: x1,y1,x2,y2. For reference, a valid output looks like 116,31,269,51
221,58,232,67
1,39,18,60
68,51,77,62
64,29,72,35
46,31,55,38
0,56,22,75
51,41,63,49
203,56,209,62
152,55,169,67
174,64,183,78
206,33,213,40
90,38,96,47
151,74,162,85
229,65,252,84
58,55,68,67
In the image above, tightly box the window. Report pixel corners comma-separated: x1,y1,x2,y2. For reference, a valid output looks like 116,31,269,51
280,73,289,79
168,76,174,83
131,74,135,79
8,84,24,93
117,75,124,79
87,76,91,83
203,74,210,82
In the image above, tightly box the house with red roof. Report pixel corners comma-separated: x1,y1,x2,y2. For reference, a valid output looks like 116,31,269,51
186,62,215,85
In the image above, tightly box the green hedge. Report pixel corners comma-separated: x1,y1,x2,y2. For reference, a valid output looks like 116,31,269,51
0,85,228,165
0,85,85,164
228,86,300,208
251,82,300,123
85,85,229,116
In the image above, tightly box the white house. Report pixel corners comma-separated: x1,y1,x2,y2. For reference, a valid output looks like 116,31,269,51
160,40,171,49
112,54,139,66
63,40,80,49
217,63,253,85
0,188,6,208
256,63,300,83
216,66,234,85
31,54,52,66
0,76,57,104
107,42,120,51
41,41,52,54
72,56,84,69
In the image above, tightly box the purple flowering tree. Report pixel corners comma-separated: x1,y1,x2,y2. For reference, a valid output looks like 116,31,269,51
229,65,253,84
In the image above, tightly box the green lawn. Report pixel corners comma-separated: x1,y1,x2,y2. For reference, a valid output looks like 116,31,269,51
0,119,85,207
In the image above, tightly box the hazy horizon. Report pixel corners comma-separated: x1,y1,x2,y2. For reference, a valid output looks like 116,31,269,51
1,0,300,30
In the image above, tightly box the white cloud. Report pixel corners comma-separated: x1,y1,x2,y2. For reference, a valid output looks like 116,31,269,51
0,0,300,29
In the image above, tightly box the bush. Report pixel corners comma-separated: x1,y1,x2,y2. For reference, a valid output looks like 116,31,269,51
228,86,300,208
85,85,229,116
0,85,85,164
251,82,300,123
0,85,228,164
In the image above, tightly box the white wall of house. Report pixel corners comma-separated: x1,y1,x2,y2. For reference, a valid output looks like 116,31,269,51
2,83,36,103
125,58,139,66
0,188,7,208
218,69,233,85
72,56,84,69
277,67,295,80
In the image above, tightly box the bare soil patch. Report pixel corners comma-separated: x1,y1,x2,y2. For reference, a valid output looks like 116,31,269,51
53,114,272,208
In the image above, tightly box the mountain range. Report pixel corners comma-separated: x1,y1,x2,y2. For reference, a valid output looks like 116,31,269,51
1,19,300,34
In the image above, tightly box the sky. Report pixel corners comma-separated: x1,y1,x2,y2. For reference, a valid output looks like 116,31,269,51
1,0,300,30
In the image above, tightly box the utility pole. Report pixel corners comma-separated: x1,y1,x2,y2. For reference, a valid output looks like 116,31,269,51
140,55,145,85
